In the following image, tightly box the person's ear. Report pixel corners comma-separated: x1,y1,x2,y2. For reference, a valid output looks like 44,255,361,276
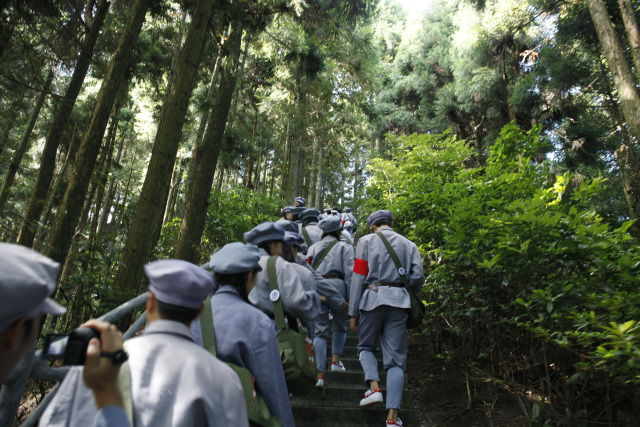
146,292,156,313
1,317,26,351
197,303,205,317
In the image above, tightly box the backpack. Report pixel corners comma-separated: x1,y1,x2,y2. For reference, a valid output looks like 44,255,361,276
267,256,316,395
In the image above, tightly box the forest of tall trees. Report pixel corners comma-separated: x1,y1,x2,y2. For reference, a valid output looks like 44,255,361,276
1,0,640,424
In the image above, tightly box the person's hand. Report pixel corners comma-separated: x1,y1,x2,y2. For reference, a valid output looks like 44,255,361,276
81,319,125,409
339,301,349,310
350,316,359,332
320,296,328,303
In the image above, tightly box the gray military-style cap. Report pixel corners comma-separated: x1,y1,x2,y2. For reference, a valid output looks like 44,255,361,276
0,243,66,333
244,222,286,245
366,210,393,226
144,259,214,309
318,216,342,233
204,242,262,274
300,208,321,221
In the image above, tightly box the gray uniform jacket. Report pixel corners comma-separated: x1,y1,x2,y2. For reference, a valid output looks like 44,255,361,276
192,286,295,426
295,252,345,312
349,227,424,317
41,320,249,427
306,235,355,302
249,249,321,321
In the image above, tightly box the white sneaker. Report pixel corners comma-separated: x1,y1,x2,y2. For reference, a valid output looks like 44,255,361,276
359,387,383,407
330,361,346,372
386,418,403,426
315,375,325,388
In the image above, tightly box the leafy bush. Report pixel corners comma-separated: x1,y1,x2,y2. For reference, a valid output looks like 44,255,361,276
364,124,640,423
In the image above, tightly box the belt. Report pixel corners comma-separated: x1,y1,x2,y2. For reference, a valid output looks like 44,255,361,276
366,282,404,292
323,274,343,280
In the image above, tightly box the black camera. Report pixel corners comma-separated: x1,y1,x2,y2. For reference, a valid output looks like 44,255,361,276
42,327,100,365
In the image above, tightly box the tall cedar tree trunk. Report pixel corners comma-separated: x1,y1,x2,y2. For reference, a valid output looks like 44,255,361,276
0,104,20,159
587,0,640,142
174,18,245,263
18,0,109,248
113,0,215,298
618,0,640,78
314,144,323,210
0,68,54,212
98,121,131,235
44,0,149,266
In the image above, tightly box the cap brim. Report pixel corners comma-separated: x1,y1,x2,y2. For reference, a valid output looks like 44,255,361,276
41,298,67,316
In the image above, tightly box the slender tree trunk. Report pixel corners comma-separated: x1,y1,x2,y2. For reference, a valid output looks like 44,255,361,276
0,106,19,159
91,110,120,236
164,161,184,224
44,0,150,267
314,145,323,210
587,0,640,142
0,69,54,213
174,18,245,263
618,0,640,79
97,123,130,235
113,0,215,298
18,0,109,248
281,120,292,198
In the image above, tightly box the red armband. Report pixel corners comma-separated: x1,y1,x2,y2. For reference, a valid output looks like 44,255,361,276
306,258,311,265
353,258,369,276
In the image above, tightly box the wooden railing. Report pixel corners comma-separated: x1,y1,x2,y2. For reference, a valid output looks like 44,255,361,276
0,292,150,427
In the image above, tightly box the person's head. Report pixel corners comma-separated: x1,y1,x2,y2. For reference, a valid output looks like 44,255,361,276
324,209,331,216
204,242,262,302
318,216,342,240
0,244,66,383
300,208,320,227
366,210,394,232
281,206,293,221
344,207,352,213
144,259,214,325
294,196,306,207
244,222,286,256
282,222,303,262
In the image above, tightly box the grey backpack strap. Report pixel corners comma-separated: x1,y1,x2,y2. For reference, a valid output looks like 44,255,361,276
267,256,288,331
375,232,409,288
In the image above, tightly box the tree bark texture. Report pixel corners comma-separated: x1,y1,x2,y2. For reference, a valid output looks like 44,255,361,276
112,0,215,296
174,17,245,263
314,144,323,210
587,0,640,142
91,108,120,236
43,0,149,267
618,0,640,79
0,68,54,213
98,122,130,235
18,0,110,248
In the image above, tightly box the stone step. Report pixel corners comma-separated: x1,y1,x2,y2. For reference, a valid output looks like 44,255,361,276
292,406,421,427
291,384,413,408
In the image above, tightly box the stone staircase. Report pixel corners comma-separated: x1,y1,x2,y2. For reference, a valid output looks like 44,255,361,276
292,330,421,426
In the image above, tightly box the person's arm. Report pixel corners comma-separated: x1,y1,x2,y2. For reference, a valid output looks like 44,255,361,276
81,319,130,427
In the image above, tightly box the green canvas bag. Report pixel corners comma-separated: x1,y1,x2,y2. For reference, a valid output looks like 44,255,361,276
201,296,282,427
375,232,426,329
267,255,316,395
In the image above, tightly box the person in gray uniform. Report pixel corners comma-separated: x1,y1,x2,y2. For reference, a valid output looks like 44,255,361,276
306,216,354,388
348,210,424,427
277,206,294,224
41,259,249,427
244,222,321,323
300,208,323,247
342,206,357,237
0,243,129,427
294,196,306,207
193,242,295,426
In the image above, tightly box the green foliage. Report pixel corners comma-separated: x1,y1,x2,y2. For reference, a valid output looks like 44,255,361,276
365,123,640,422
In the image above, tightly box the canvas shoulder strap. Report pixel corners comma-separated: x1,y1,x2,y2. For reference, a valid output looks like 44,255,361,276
117,342,134,426
302,228,312,246
311,240,339,270
375,232,409,288
267,256,288,331
200,296,217,356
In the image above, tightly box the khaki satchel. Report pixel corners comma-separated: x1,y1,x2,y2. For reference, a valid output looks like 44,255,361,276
375,232,426,329
267,255,316,395
201,296,281,427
